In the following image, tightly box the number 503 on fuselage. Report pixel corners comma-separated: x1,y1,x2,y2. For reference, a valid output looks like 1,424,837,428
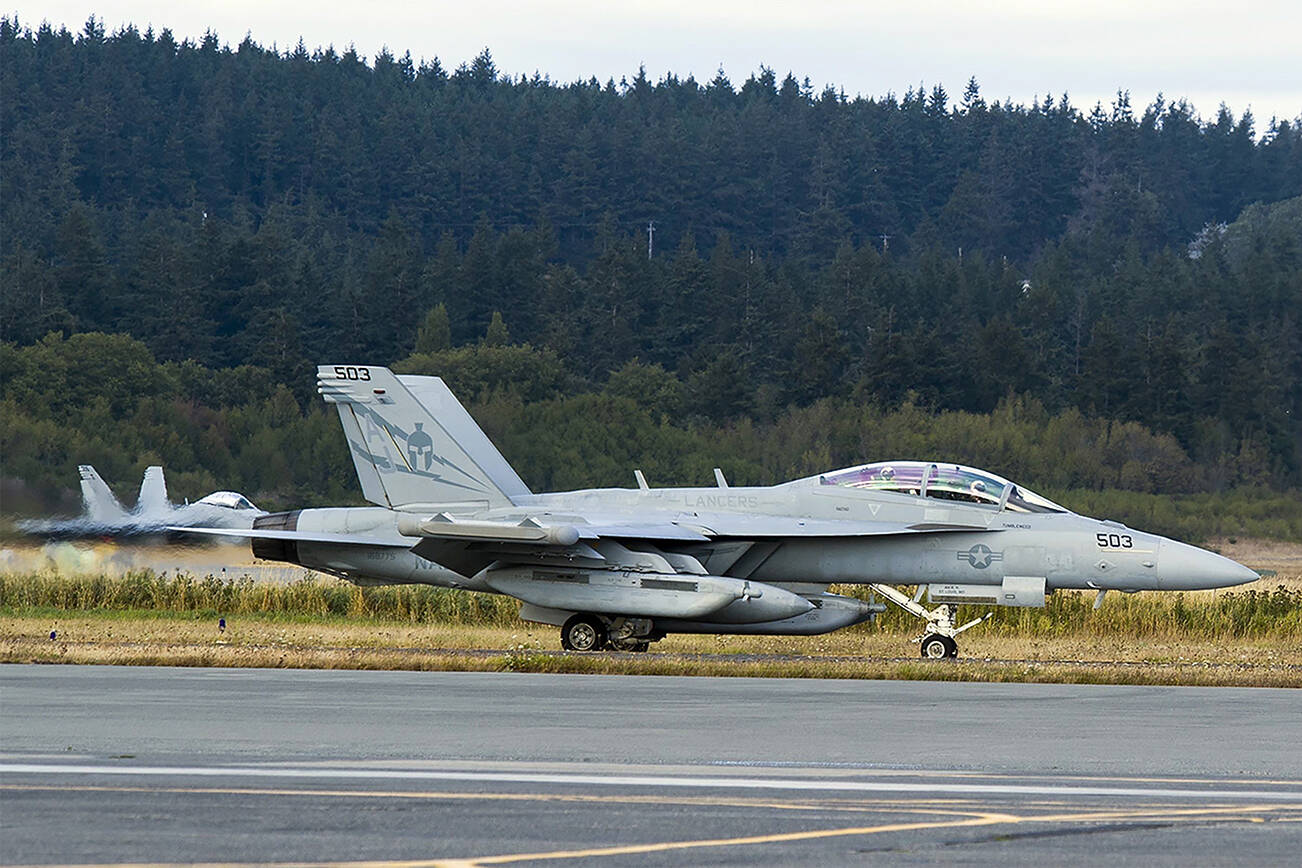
181,365,1260,659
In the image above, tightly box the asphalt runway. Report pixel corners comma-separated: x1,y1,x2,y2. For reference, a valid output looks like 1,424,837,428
2,666,1300,866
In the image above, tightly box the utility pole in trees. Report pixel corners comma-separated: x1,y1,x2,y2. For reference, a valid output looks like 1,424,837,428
647,220,656,260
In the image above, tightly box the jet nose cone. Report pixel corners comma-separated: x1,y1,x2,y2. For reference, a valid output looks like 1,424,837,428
1159,539,1260,590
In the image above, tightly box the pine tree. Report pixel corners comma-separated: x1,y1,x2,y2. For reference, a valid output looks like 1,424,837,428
484,311,510,346
414,303,452,353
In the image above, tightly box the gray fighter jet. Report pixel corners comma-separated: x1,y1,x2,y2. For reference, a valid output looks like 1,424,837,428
188,365,1259,658
19,465,264,537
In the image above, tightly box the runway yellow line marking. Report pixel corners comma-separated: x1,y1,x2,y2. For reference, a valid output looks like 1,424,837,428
443,805,1302,867
5,790,1298,868
1019,804,1300,823
0,811,1016,868
439,811,1020,867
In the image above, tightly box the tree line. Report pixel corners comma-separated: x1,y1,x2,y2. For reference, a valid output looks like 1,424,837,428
4,331,1300,544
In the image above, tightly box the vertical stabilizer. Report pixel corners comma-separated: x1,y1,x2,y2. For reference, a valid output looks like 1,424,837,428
136,466,169,514
78,465,127,523
397,375,532,502
318,365,528,510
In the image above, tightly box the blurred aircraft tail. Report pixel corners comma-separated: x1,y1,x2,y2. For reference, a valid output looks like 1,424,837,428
136,466,169,514
78,465,127,523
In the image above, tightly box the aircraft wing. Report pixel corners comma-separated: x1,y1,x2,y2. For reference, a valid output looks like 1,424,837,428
167,513,1000,580
576,522,712,541
215,514,989,548
662,514,1001,539
396,512,1002,578
396,512,992,546
19,514,265,539
15,517,129,538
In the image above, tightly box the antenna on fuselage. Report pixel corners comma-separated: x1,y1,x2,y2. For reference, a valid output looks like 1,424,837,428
713,468,729,489
634,469,649,491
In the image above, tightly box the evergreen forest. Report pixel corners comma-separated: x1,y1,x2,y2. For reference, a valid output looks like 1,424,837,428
2,17,1300,535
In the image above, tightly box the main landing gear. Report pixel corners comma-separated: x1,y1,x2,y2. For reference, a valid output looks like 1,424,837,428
868,583,991,660
559,613,654,653
559,614,605,651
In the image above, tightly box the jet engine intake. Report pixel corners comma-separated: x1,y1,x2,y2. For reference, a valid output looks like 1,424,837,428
250,510,302,564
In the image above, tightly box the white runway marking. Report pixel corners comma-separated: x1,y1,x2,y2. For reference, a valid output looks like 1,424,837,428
2,762,1300,802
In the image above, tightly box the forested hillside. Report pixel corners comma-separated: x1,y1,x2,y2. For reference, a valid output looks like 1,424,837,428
1,17,1300,513
5,332,1302,542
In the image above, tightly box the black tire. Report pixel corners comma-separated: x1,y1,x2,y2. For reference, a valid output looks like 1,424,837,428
920,634,956,659
560,614,606,652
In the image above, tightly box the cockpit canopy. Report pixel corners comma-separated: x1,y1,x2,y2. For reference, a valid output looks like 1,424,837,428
195,491,260,511
819,461,1067,514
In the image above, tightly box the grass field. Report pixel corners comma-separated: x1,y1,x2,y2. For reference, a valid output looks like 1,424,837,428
3,567,1300,686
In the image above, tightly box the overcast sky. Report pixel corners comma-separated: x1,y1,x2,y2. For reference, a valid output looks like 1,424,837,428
11,1,1301,126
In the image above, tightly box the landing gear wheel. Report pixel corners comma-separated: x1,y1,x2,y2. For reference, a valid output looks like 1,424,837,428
867,584,989,660
920,634,958,659
560,614,606,652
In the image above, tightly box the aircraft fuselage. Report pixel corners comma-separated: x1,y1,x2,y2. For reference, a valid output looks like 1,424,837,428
260,478,1255,597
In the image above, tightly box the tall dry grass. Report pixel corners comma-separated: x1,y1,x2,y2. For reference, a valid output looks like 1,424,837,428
0,569,519,626
3,569,1300,641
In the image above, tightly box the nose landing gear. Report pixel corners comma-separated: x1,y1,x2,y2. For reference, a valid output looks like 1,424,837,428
868,584,992,660
919,633,958,659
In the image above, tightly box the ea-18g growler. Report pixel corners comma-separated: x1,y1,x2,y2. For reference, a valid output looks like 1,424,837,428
187,365,1260,658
